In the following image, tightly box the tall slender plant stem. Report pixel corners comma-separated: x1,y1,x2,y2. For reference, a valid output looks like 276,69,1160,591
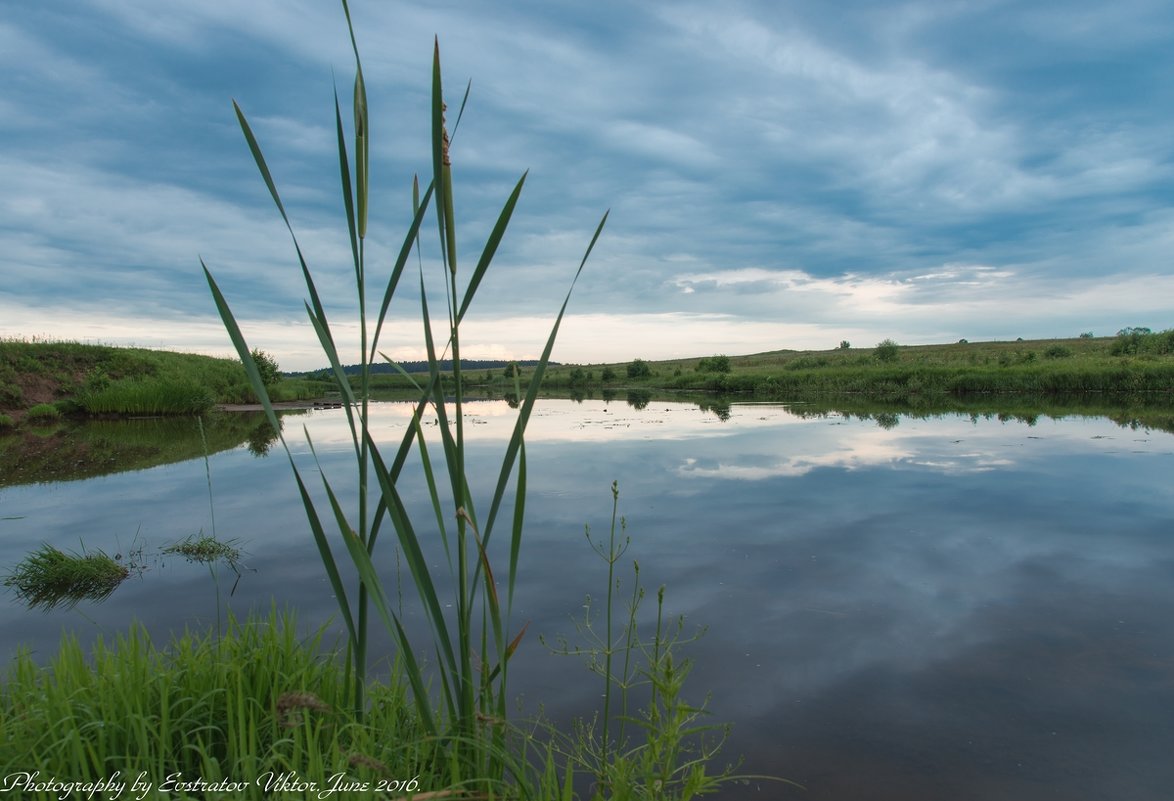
204,2,607,785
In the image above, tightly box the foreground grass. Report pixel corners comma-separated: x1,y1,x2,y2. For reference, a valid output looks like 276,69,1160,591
2,587,741,800
0,339,328,419
1,610,434,800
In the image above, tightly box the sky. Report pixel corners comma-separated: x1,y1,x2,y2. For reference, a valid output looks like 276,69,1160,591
2,0,1172,371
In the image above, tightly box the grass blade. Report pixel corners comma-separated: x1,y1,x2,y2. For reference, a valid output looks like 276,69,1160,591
480,210,609,549
370,182,435,360
202,260,280,435
232,101,338,355
365,432,460,691
508,439,526,614
201,262,358,650
334,88,360,283
457,172,526,323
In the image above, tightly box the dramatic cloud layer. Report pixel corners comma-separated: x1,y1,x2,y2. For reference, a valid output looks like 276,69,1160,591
2,1,1171,369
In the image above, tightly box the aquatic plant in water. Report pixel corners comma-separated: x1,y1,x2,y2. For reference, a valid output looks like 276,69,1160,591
4,543,129,610
162,533,243,568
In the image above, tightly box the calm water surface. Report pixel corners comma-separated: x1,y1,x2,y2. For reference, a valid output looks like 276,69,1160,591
3,399,1173,800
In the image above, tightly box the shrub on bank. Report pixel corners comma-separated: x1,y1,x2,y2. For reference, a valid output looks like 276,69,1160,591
696,354,731,373
875,338,900,363
627,358,652,378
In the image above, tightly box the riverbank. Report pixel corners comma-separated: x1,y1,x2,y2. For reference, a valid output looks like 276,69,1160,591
535,331,1174,401
0,340,328,425
335,332,1174,401
5,333,1172,429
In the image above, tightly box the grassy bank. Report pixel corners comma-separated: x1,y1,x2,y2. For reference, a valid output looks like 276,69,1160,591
0,339,328,422
299,333,1174,402
537,333,1174,400
6,333,1169,426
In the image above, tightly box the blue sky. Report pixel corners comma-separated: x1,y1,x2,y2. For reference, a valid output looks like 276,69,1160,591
2,0,1172,371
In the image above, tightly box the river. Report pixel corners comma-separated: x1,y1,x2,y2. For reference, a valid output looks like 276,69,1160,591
3,398,1173,800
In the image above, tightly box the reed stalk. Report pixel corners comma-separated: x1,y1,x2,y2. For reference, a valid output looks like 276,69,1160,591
203,0,606,788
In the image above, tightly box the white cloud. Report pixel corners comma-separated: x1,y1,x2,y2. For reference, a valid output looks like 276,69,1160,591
675,438,913,480
0,0,1170,364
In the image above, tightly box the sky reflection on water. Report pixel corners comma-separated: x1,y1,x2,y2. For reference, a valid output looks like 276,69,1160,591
2,399,1173,800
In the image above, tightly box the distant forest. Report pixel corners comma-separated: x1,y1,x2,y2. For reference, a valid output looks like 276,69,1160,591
300,360,554,376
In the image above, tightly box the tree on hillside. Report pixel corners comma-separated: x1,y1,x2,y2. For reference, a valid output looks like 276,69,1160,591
696,355,731,373
627,359,651,378
251,349,281,386
874,339,899,363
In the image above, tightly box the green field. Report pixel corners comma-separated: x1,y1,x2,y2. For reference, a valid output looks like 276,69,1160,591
353,331,1174,400
535,331,1174,400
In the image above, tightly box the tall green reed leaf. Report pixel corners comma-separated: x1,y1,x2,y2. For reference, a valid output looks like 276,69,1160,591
204,2,607,787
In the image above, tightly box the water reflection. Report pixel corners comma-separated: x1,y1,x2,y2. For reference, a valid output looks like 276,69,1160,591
2,399,1174,799
0,411,284,487
626,388,651,409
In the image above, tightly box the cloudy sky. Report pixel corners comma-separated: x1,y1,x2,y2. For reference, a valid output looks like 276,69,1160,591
2,1,1172,370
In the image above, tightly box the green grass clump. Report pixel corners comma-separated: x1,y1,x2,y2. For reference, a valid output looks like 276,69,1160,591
0,610,434,796
25,402,62,422
164,533,243,566
0,381,21,407
4,543,129,609
75,377,216,415
0,413,14,430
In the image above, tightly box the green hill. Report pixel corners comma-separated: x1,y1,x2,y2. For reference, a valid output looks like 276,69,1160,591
540,332,1174,399
0,340,320,422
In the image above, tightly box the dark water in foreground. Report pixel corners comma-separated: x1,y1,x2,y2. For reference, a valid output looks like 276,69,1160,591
3,399,1174,800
